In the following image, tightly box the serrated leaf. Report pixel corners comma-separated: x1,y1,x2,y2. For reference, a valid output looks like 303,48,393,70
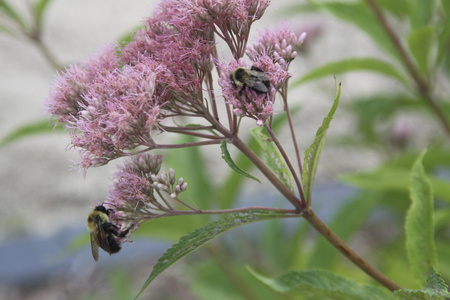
248,268,396,300
395,268,450,299
220,140,261,183
33,0,52,27
426,268,448,291
251,127,294,193
405,150,437,285
302,82,341,205
317,2,400,61
0,119,64,147
292,58,407,87
407,26,434,77
135,210,296,299
0,0,27,31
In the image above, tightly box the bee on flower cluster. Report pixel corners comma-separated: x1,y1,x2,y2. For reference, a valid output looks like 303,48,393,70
230,66,270,95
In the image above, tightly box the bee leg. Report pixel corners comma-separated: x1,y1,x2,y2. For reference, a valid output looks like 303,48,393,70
102,222,120,235
106,235,122,254
238,86,245,96
102,222,129,237
116,228,129,238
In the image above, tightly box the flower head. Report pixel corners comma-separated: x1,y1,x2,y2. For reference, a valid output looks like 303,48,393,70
68,58,164,168
45,44,119,123
218,58,276,125
246,23,306,68
106,153,187,234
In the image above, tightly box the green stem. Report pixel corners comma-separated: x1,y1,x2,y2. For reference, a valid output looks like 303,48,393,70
366,0,450,136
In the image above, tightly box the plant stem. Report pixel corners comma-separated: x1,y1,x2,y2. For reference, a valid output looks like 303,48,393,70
231,136,304,211
264,125,306,205
281,87,304,175
366,0,450,136
302,208,401,292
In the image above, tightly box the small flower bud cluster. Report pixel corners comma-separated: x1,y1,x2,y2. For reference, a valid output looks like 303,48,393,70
107,154,187,231
246,24,306,67
150,169,188,199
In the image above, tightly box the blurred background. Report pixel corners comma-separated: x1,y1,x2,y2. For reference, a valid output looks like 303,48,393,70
0,0,449,299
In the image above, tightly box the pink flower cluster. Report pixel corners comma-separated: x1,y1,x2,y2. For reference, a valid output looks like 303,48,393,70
45,0,305,168
106,153,187,233
218,58,276,126
246,23,307,68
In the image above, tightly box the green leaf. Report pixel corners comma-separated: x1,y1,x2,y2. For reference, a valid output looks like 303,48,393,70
0,119,64,147
443,0,450,16
407,26,434,77
374,0,410,17
220,140,261,183
251,127,294,193
302,82,341,205
33,0,52,27
135,210,296,299
340,168,450,203
249,268,396,300
292,58,407,86
395,268,450,299
436,9,450,70
405,0,433,29
317,2,400,61
349,95,424,144
405,150,437,285
0,0,28,31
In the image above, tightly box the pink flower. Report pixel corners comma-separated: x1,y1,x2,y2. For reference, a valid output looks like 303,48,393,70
218,59,276,125
106,153,187,233
189,0,271,58
68,58,163,168
46,44,119,123
246,23,306,67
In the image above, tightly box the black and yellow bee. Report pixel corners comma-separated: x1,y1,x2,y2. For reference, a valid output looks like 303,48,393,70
230,66,270,95
86,205,128,261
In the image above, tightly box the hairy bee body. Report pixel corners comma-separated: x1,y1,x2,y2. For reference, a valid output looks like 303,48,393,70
230,66,270,94
87,205,128,261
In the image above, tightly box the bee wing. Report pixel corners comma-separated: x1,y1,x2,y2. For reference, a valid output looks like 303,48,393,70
90,232,99,262
97,218,115,255
253,82,269,93
91,216,111,260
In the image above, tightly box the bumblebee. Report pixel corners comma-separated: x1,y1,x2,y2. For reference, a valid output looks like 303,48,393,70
230,66,270,95
86,205,128,261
